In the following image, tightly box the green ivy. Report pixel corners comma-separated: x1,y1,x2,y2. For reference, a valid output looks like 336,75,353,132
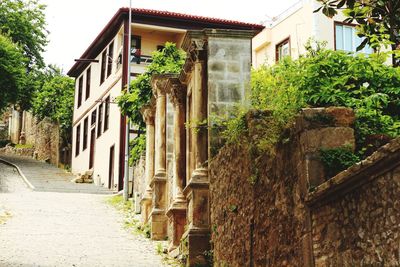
319,146,360,178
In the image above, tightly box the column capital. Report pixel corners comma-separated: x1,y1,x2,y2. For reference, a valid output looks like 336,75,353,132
140,99,156,125
151,74,177,98
166,78,186,107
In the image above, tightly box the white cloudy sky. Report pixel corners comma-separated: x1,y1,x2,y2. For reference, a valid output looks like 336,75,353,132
42,0,300,73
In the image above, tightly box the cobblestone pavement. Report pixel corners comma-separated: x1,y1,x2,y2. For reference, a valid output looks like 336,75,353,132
0,162,165,267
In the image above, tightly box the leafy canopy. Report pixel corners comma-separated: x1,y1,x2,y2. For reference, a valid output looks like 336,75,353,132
315,0,400,66
0,0,48,69
0,34,28,111
31,67,75,141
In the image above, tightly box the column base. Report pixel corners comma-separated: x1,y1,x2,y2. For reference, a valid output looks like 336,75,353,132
150,208,168,240
166,200,187,253
140,196,152,224
181,228,210,267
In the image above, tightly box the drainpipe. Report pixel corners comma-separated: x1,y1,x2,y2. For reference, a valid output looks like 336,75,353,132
123,0,132,201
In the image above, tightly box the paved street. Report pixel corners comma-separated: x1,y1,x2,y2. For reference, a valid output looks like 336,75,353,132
0,157,165,267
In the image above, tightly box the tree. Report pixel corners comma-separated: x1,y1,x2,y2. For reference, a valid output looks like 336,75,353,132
0,34,27,111
31,68,75,141
316,0,400,66
0,0,48,69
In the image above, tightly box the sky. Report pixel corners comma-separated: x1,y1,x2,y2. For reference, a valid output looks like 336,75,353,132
42,0,300,73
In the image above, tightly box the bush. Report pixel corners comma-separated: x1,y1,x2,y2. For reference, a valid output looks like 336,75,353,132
226,41,400,157
319,146,360,177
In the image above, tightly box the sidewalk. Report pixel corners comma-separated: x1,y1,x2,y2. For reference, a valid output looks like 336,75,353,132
0,154,112,194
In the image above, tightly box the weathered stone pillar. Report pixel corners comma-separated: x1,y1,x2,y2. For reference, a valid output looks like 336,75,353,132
182,37,211,266
149,75,169,240
140,102,155,224
166,78,187,254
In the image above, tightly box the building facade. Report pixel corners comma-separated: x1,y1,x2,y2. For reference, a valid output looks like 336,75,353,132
67,8,263,192
252,0,374,67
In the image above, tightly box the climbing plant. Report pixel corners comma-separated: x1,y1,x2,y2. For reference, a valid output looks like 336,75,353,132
117,42,186,164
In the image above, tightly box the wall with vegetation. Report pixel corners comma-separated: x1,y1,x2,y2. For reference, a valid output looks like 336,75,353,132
309,138,400,266
210,108,400,266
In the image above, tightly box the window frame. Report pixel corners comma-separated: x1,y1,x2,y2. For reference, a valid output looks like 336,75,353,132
275,37,291,63
91,110,97,126
77,76,83,108
75,124,81,157
334,21,373,54
104,95,110,132
83,117,88,151
100,50,107,85
97,103,103,138
85,67,91,100
107,41,114,78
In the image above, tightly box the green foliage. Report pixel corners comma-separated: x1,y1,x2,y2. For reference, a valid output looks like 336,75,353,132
225,41,400,159
129,134,146,166
0,0,48,69
319,146,360,178
316,0,400,66
117,42,186,128
0,34,27,111
117,42,185,161
31,67,75,141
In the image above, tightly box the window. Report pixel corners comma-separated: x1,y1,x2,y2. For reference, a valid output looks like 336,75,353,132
83,117,88,151
91,110,97,125
107,41,114,77
131,36,141,64
100,50,107,84
104,96,110,132
77,76,83,108
276,38,290,62
85,67,91,100
335,22,373,54
97,103,103,138
75,124,81,157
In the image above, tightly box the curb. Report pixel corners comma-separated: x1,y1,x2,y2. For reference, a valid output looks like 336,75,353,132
0,157,35,190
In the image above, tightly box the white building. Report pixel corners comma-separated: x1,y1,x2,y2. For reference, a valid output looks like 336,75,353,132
67,8,263,191
252,0,374,67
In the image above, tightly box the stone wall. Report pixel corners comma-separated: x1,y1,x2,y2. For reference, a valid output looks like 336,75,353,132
210,113,308,266
308,139,400,266
210,107,400,266
3,110,67,166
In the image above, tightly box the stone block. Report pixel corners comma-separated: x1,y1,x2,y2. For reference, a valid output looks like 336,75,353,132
300,127,355,153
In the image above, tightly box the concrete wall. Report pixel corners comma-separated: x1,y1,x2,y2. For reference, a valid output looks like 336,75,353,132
210,107,400,266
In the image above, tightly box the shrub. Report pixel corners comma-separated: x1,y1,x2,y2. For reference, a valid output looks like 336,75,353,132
319,146,360,177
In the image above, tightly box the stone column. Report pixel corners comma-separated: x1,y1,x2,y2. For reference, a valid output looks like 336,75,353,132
140,102,155,224
149,76,168,240
182,38,211,266
166,78,187,254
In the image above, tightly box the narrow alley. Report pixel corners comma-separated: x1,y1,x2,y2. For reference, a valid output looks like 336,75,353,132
0,156,164,267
